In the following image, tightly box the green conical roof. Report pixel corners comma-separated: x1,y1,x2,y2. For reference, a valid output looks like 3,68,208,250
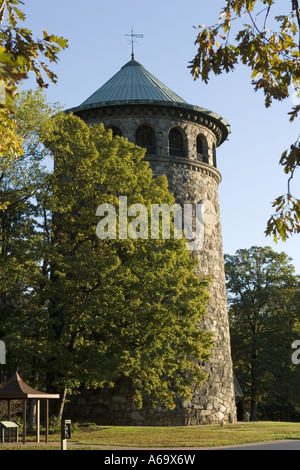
80,60,187,106
68,59,231,145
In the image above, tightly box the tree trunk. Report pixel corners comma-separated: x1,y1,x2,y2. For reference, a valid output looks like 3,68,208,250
28,365,40,430
250,399,258,421
56,388,67,421
29,401,36,431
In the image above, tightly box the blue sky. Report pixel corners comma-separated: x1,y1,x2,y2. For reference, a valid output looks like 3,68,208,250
20,0,300,274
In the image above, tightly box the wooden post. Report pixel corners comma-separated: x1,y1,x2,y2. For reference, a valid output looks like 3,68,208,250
22,399,26,444
36,399,40,443
7,399,11,442
45,399,49,443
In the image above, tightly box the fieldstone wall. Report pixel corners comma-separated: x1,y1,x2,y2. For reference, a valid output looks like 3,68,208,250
68,103,237,425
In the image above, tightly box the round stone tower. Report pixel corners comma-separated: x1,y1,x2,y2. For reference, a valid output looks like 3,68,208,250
68,59,237,425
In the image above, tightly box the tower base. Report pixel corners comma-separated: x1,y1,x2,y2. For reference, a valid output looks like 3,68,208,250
66,377,237,426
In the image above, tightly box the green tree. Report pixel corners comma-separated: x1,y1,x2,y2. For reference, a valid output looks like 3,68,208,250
0,107,23,210
43,112,213,418
0,90,60,387
190,0,300,242
1,92,213,419
225,246,299,421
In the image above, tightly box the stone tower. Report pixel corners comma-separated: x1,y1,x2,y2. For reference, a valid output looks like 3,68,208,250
68,59,237,425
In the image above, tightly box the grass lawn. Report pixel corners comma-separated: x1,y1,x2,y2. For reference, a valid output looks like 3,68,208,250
1,421,300,450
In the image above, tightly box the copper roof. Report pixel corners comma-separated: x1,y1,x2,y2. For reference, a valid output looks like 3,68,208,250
67,59,231,146
0,372,60,399
80,60,187,107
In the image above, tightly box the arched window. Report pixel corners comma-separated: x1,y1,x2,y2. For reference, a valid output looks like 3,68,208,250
196,135,208,163
197,135,203,156
169,128,185,157
136,125,156,154
213,144,217,168
108,126,122,137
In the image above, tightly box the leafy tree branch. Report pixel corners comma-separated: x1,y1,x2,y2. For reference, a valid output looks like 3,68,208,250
190,0,300,241
0,0,68,111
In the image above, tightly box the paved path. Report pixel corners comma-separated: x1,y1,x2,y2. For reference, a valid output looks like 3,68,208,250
2,439,300,450
212,440,300,450
67,439,300,450
80,440,300,450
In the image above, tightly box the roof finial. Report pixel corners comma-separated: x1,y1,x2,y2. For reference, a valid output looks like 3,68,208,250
125,27,143,61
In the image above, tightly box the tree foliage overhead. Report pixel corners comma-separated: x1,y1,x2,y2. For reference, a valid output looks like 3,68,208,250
190,0,300,242
0,0,67,221
0,0,68,110
0,0,67,214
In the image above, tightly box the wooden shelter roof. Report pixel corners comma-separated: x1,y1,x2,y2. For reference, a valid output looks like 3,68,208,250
0,372,60,400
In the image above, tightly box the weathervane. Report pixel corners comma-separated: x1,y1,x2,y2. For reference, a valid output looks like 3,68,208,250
125,27,143,60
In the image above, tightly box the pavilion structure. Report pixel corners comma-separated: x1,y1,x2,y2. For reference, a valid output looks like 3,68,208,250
0,372,60,444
